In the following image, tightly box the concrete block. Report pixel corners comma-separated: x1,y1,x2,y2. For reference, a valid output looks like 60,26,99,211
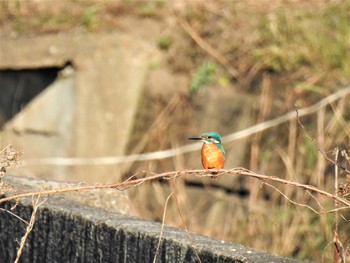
0,33,154,182
0,176,303,263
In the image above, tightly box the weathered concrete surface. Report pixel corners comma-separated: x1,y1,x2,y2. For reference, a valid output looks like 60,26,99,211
0,33,155,182
1,175,131,215
0,175,303,263
0,67,75,179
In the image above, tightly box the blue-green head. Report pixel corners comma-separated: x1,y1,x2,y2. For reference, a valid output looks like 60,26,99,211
188,131,225,155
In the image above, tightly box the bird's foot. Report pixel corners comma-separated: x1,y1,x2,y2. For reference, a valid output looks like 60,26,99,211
206,168,221,179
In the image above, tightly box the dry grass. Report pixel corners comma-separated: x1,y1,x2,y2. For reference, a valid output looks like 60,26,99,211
13,194,46,263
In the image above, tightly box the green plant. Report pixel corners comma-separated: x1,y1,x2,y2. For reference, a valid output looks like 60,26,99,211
157,36,172,51
81,6,100,31
38,10,76,31
138,1,164,17
189,61,217,98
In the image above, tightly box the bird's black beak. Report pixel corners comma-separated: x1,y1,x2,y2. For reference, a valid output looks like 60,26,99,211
187,136,203,141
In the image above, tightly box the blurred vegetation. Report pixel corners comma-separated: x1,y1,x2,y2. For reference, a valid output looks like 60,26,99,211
254,5,350,74
157,35,173,51
0,1,349,262
81,5,100,31
189,61,217,98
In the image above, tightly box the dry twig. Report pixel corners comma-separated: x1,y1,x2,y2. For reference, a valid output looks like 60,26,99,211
0,145,23,177
153,192,174,263
14,194,47,263
333,148,346,263
295,107,350,174
170,179,202,262
177,17,242,84
1,168,349,209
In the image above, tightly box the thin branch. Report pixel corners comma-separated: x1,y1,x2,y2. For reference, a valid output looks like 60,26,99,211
0,208,28,225
261,181,320,214
306,190,324,209
153,192,174,263
170,178,202,263
14,195,47,263
333,148,345,263
1,168,350,208
177,17,242,84
295,107,350,174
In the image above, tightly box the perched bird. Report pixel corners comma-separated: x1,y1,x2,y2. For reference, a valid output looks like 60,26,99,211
188,131,225,177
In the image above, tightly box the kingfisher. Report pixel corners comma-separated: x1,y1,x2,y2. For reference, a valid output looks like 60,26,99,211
188,131,225,176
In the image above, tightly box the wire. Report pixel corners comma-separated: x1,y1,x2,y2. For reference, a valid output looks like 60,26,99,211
21,87,350,166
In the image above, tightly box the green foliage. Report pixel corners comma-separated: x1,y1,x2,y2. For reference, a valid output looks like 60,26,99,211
157,36,172,51
189,61,217,99
138,1,164,17
39,10,76,29
1,0,24,31
81,6,100,31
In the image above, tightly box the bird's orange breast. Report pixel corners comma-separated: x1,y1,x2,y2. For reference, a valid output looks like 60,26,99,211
201,143,225,170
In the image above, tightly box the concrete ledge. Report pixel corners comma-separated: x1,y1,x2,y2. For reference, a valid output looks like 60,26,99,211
0,176,302,263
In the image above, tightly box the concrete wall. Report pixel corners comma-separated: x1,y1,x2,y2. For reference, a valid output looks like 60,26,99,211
0,33,154,182
0,176,302,263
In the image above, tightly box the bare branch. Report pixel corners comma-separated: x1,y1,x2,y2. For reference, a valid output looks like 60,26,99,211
14,195,47,263
261,181,321,214
153,192,174,263
1,168,349,208
177,17,242,84
295,107,350,174
0,208,28,225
